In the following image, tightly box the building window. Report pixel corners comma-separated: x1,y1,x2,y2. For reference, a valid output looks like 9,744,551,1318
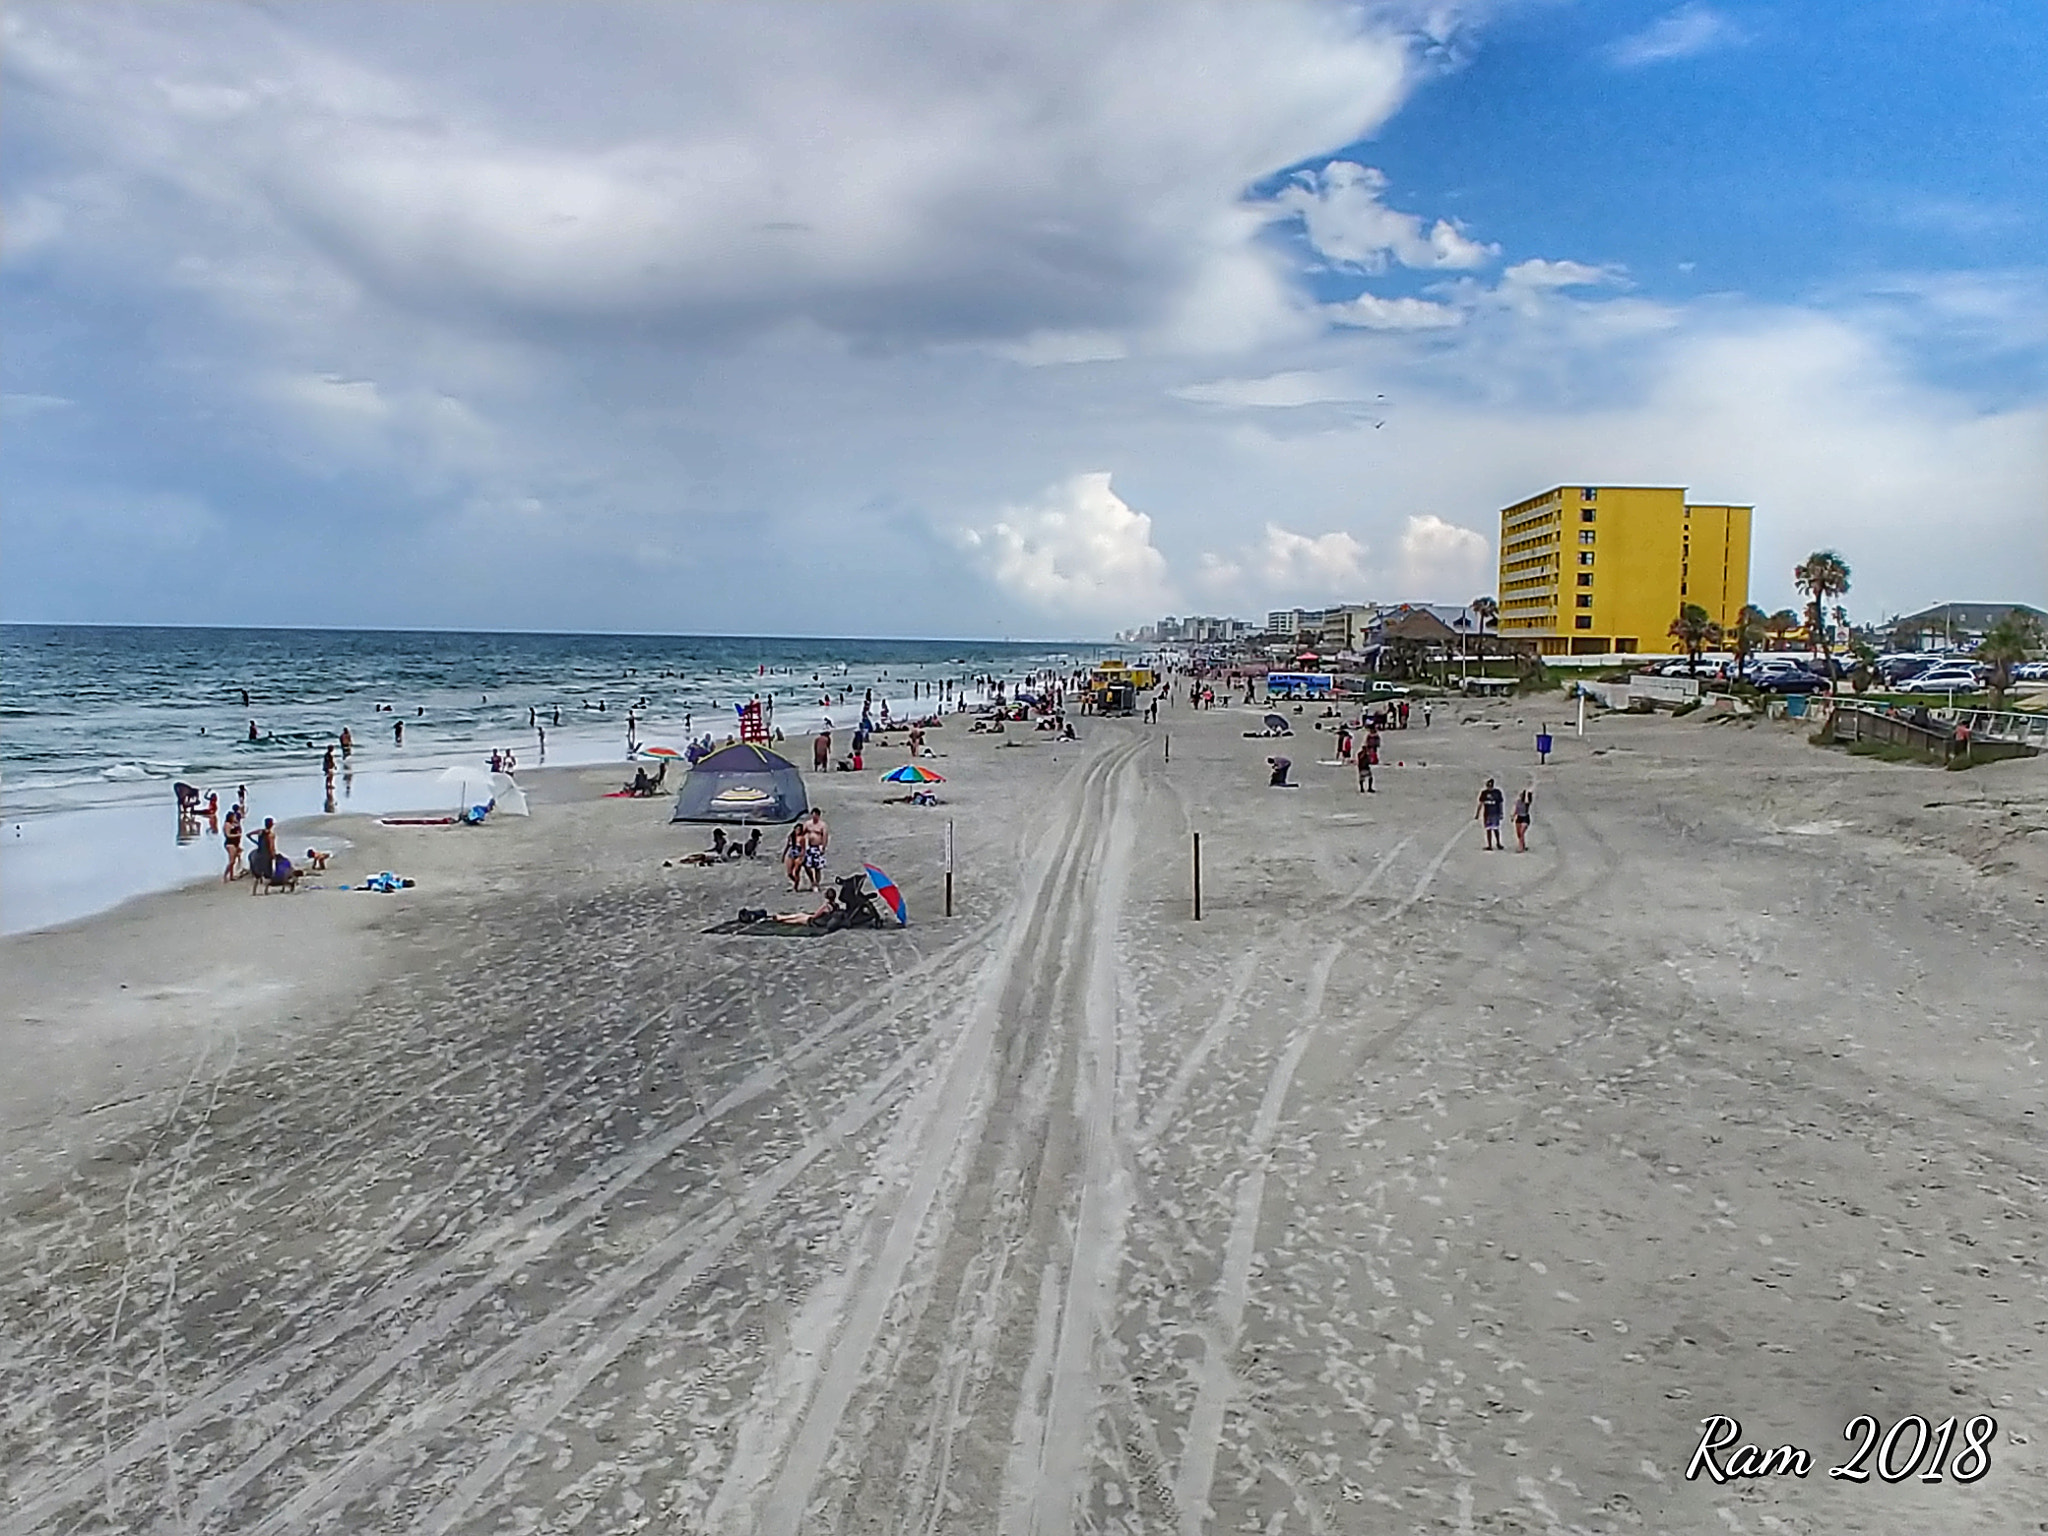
1575,616,1594,630
1581,509,1596,523
1576,595,1593,608
1582,487,1597,500
1579,530,1595,545
1578,551,1594,566
1577,574,1593,587
1680,583,1688,596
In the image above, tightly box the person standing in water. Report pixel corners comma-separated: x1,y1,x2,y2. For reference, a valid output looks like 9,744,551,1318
394,719,404,746
339,726,353,759
1476,778,1505,850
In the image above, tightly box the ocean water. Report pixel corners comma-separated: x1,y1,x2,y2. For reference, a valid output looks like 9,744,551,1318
1,625,1101,932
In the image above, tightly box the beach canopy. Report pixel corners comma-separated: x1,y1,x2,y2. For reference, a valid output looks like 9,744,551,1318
880,763,945,784
671,742,809,824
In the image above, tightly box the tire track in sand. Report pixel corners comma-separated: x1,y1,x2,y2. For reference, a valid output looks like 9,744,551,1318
1170,940,1340,1535
8,924,995,1535
703,739,1144,1536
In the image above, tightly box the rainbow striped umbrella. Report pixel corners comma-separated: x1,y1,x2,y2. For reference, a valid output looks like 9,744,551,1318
880,763,945,784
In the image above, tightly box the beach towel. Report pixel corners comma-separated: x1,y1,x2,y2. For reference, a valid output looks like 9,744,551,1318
702,918,829,937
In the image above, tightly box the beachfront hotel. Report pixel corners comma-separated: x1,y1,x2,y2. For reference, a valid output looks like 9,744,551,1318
1496,485,1752,656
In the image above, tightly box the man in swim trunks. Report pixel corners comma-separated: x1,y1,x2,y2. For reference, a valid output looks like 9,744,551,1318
1476,778,1505,850
801,808,829,890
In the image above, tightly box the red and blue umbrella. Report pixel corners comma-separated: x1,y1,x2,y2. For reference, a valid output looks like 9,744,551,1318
880,763,945,784
863,862,908,926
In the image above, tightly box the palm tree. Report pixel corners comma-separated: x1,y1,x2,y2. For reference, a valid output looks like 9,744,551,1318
1669,603,1718,675
1793,550,1852,668
1729,603,1769,680
1467,595,1498,669
1766,608,1801,650
1979,608,2044,709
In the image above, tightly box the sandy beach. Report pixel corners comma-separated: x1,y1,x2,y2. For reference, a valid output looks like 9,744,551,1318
3,694,2045,1534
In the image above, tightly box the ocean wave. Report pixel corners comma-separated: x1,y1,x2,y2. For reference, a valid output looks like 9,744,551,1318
101,762,168,782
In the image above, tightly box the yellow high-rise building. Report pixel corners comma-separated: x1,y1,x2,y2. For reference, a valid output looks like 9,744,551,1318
1497,485,1751,656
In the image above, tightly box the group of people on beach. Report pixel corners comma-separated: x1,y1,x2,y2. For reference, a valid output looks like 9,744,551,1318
178,780,326,887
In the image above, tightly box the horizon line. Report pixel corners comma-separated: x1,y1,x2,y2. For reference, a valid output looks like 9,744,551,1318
0,619,1117,648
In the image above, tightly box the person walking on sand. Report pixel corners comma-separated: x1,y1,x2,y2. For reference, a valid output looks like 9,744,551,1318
813,730,831,772
1512,787,1533,851
800,808,830,890
1476,778,1505,850
1357,746,1374,793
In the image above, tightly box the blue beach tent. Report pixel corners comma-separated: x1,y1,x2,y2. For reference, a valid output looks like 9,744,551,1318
670,743,810,824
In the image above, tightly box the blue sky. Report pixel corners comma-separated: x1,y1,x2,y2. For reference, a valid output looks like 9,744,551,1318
4,2,2043,637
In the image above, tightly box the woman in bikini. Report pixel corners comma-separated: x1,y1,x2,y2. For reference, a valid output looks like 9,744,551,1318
222,807,244,881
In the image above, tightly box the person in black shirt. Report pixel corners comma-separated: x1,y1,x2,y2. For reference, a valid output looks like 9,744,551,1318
1476,778,1505,850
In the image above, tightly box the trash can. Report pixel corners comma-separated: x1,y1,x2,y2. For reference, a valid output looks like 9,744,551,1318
1786,694,1809,719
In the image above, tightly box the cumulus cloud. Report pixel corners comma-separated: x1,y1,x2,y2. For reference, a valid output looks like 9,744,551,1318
1607,5,1747,69
1195,523,1375,607
956,473,1174,623
1327,293,1465,331
1268,161,1497,274
1396,514,1491,597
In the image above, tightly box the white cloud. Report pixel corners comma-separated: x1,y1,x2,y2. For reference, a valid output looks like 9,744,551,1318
956,473,1174,622
1173,370,1362,408
1497,259,1624,293
4,5,1421,349
1196,523,1374,607
1269,161,1497,273
1607,5,1747,69
1327,292,1465,331
1396,514,1491,597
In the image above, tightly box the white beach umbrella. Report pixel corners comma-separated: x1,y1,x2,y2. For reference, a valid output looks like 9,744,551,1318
488,772,528,816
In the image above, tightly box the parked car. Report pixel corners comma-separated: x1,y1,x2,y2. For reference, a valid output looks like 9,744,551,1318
2010,661,2048,683
1368,680,1411,695
1899,666,1982,694
1752,670,1832,695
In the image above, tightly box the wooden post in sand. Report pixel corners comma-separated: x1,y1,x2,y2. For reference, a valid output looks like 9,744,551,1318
1192,832,1202,921
945,818,955,918
1164,733,1170,763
